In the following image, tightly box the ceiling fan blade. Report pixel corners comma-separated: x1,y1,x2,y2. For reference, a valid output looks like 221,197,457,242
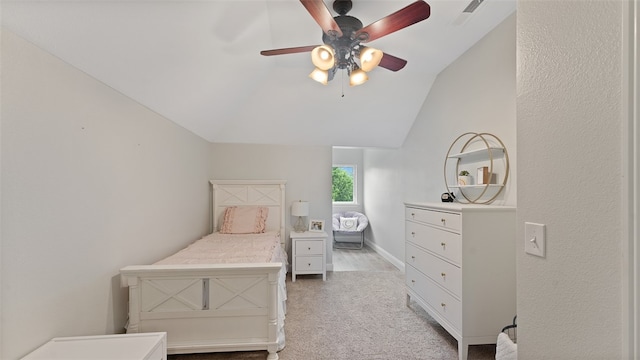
260,45,319,56
300,0,343,38
378,53,408,72
355,1,431,43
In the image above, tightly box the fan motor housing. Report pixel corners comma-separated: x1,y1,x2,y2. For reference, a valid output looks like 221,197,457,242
322,15,363,69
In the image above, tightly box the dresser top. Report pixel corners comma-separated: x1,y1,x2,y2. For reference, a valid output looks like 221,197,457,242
404,201,516,212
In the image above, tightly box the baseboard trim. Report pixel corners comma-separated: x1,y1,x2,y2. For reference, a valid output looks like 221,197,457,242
364,239,405,272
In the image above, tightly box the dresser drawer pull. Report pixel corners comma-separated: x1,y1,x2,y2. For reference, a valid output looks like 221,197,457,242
441,272,446,279
441,242,446,249
411,231,416,237
441,302,447,309
411,212,416,218
307,263,312,267
441,218,446,225
411,255,416,260
308,247,311,250
411,279,416,284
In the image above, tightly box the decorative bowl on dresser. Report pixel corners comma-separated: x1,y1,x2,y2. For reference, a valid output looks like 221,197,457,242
404,202,516,360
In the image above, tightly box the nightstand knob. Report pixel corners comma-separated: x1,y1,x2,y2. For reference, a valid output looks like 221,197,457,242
308,247,311,250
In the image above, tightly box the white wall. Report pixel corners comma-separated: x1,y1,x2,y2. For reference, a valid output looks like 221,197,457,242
516,1,624,358
363,14,516,265
209,143,333,267
1,30,213,359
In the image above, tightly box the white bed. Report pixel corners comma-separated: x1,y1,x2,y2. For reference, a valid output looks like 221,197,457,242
120,180,287,360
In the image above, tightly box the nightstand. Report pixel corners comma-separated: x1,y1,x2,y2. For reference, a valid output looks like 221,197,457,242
291,231,327,282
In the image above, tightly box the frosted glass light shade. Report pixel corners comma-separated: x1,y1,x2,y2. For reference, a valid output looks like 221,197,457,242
349,68,368,86
311,45,335,71
291,201,309,216
360,47,383,72
309,68,329,85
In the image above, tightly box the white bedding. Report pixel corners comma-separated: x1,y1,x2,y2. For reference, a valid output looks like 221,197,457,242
154,231,286,265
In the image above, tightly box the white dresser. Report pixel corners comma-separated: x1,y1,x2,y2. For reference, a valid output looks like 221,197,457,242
22,332,166,360
291,231,327,282
404,202,515,360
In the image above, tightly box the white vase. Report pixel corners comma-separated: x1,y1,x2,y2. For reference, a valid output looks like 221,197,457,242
458,175,472,186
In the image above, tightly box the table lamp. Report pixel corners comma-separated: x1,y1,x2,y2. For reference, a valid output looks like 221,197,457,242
291,201,309,232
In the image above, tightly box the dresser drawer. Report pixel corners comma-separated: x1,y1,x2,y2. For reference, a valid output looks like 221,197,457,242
406,265,462,331
406,221,462,265
295,256,323,271
295,240,324,255
406,242,462,298
406,207,461,232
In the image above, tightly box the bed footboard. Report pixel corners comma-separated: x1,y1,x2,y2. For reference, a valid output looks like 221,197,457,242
120,263,283,360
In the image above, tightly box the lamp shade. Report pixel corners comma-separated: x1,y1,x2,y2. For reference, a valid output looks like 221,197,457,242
360,47,383,72
309,68,329,85
311,45,335,71
291,201,309,217
349,67,368,86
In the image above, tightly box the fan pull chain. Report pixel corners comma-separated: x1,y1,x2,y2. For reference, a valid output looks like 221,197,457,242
341,70,345,97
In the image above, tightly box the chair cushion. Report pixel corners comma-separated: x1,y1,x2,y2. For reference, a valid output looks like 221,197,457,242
332,211,369,232
340,217,358,231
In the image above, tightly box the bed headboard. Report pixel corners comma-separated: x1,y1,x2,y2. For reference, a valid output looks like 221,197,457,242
210,179,287,245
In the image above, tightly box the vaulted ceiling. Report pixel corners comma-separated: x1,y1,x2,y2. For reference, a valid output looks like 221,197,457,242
2,0,515,148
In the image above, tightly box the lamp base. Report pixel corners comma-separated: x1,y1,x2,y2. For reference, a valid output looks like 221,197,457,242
293,217,306,232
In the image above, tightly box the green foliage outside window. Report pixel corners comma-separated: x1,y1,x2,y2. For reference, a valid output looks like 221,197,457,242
332,166,354,202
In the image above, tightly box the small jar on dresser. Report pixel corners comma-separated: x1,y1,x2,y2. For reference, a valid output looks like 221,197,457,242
404,202,516,360
291,230,327,282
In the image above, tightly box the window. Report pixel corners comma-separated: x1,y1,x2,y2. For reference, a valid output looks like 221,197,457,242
332,165,356,203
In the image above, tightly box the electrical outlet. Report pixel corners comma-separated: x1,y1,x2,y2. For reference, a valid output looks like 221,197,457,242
525,222,546,257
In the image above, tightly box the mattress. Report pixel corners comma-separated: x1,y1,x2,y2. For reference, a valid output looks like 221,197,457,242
154,231,286,265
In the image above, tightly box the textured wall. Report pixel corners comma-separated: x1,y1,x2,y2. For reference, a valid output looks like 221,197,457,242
516,1,623,358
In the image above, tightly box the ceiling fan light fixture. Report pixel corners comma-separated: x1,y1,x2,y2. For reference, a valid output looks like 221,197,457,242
360,47,383,72
309,68,330,85
349,67,368,86
311,45,335,71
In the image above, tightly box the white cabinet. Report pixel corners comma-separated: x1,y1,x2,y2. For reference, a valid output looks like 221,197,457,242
291,231,327,282
404,202,515,360
22,332,167,360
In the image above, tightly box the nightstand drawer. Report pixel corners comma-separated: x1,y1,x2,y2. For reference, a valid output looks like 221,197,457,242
295,256,323,271
295,240,324,255
406,207,460,232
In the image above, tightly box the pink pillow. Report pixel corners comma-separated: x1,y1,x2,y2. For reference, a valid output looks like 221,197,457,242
220,206,269,234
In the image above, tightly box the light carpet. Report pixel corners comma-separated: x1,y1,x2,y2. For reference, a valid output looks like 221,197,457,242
169,271,496,360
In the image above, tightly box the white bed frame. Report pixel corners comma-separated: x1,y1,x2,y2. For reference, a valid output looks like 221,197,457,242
120,180,287,360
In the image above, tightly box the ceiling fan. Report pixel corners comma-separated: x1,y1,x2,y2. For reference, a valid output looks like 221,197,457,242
260,0,431,86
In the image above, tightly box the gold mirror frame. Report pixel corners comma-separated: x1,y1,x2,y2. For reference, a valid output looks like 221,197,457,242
444,132,510,204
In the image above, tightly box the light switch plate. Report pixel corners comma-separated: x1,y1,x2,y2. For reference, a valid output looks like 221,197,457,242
525,222,546,257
